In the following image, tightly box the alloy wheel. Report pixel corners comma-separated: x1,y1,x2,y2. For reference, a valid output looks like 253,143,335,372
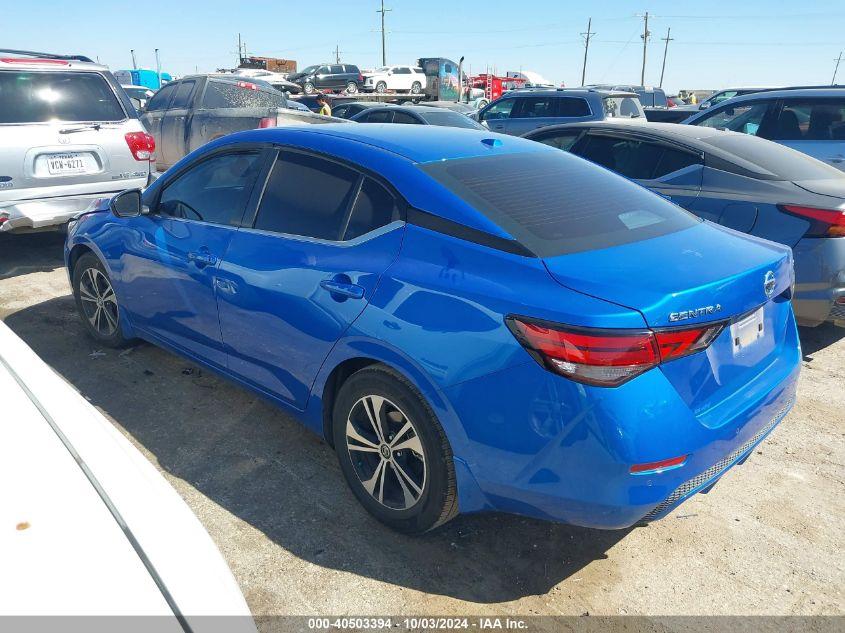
78,267,119,336
345,394,426,510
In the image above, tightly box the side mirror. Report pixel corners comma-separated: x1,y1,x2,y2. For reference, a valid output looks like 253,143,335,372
110,189,145,218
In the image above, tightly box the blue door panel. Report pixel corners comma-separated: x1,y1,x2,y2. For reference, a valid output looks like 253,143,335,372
216,224,405,408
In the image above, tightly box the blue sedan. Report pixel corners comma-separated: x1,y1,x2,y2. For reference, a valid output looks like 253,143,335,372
524,121,845,328
66,124,800,533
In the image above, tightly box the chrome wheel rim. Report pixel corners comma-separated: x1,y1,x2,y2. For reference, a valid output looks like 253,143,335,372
78,267,118,336
346,395,426,510
346,82,358,93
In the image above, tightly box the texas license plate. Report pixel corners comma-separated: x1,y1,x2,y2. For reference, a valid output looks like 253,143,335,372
47,153,88,175
730,306,765,354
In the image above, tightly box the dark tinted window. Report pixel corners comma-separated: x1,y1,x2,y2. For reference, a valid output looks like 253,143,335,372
392,111,421,124
555,97,591,117
145,83,176,111
254,153,358,240
158,152,262,225
534,130,582,151
360,110,392,123
344,65,360,74
654,148,700,177
418,109,484,129
345,178,400,240
767,99,845,141
579,135,700,180
201,80,284,109
169,80,195,109
419,151,699,257
513,97,554,118
394,67,411,75
330,65,344,74
0,71,125,123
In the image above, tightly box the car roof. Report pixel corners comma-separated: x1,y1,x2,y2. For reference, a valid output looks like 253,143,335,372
504,88,637,98
714,87,845,101
0,57,110,72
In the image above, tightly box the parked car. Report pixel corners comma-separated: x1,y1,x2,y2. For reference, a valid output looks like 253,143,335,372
139,74,340,171
0,320,254,628
678,86,783,113
289,94,359,113
350,105,485,129
329,101,382,119
681,88,845,172
0,51,155,233
121,84,155,110
67,124,799,533
418,101,477,114
587,84,668,108
363,65,425,94
473,88,643,136
288,64,364,95
523,120,845,327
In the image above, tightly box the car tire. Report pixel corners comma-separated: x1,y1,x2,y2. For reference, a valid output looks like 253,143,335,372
72,252,131,348
333,364,458,534
303,82,315,94
346,81,359,94
410,81,422,95
375,80,387,93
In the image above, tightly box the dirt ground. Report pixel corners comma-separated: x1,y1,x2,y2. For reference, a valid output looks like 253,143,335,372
1,232,843,618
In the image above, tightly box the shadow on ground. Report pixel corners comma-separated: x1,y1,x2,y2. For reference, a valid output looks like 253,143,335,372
0,232,66,280
4,296,629,603
799,324,845,358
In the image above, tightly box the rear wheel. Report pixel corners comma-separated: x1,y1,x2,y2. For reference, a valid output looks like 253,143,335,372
303,82,315,94
375,80,387,93
410,81,422,95
72,252,130,347
346,81,359,94
333,364,458,533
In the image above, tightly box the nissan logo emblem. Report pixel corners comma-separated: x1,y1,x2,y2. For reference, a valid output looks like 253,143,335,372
764,271,776,298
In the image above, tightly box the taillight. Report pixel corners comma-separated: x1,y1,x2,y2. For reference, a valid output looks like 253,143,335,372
258,116,276,128
506,316,725,387
630,454,688,475
780,204,845,237
124,131,155,161
358,73,364,82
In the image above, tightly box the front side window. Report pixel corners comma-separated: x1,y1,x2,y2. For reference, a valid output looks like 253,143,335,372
360,110,393,123
253,153,358,240
555,97,591,117
0,71,125,123
695,101,770,135
158,152,262,225
513,97,554,119
707,90,738,107
144,83,176,112
330,65,344,74
481,98,516,121
392,111,421,124
419,151,699,258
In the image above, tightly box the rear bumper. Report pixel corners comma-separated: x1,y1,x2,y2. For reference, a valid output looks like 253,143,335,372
792,237,845,326
441,309,802,529
0,189,139,233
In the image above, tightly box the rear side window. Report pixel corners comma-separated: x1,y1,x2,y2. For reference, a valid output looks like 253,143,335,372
360,110,393,123
392,111,421,124
202,80,284,109
145,83,176,112
419,151,699,257
418,109,483,129
555,97,591,117
513,97,554,118
533,129,582,151
766,99,845,141
168,80,196,109
0,71,125,123
577,135,700,180
603,96,643,118
345,178,400,240
331,65,344,74
158,152,262,225
254,152,358,240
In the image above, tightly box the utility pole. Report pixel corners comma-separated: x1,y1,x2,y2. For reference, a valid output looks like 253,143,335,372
238,33,243,65
659,27,673,88
833,51,843,85
580,17,595,86
130,49,137,70
377,0,391,66
638,11,650,85
334,44,342,64
154,48,161,88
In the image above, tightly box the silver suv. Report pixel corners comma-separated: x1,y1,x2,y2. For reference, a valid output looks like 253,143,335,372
0,50,155,233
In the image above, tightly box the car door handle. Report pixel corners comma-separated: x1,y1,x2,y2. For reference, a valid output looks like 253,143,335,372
320,278,365,300
187,250,218,267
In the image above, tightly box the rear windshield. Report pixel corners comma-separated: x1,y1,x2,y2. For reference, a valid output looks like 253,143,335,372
202,80,285,109
0,71,125,124
417,109,483,129
703,134,844,180
603,96,644,119
419,150,700,257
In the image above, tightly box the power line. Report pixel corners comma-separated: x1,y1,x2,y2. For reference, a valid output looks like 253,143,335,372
580,17,595,86
659,27,673,88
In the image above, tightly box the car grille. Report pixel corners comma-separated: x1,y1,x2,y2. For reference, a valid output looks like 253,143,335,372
830,303,845,320
642,399,793,521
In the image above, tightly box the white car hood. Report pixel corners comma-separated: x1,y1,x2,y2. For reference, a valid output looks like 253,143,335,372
0,321,254,631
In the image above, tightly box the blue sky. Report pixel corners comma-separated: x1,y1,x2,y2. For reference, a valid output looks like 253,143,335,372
4,0,845,92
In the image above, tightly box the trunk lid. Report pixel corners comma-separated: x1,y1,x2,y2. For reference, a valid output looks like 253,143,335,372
542,222,793,329
792,178,845,200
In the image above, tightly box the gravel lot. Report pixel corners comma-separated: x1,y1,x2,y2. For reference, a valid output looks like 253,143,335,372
2,232,843,618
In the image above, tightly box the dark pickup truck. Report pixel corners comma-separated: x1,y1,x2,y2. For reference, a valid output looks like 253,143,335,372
140,74,344,171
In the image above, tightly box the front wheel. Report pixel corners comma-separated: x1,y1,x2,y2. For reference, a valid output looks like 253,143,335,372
410,81,422,95
375,80,387,93
303,82,315,94
345,81,359,94
333,364,458,533
72,252,131,347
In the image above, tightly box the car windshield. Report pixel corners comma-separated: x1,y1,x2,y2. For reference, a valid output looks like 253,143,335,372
419,150,699,257
417,109,484,129
300,65,320,75
703,134,845,180
0,71,125,124
603,96,643,119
